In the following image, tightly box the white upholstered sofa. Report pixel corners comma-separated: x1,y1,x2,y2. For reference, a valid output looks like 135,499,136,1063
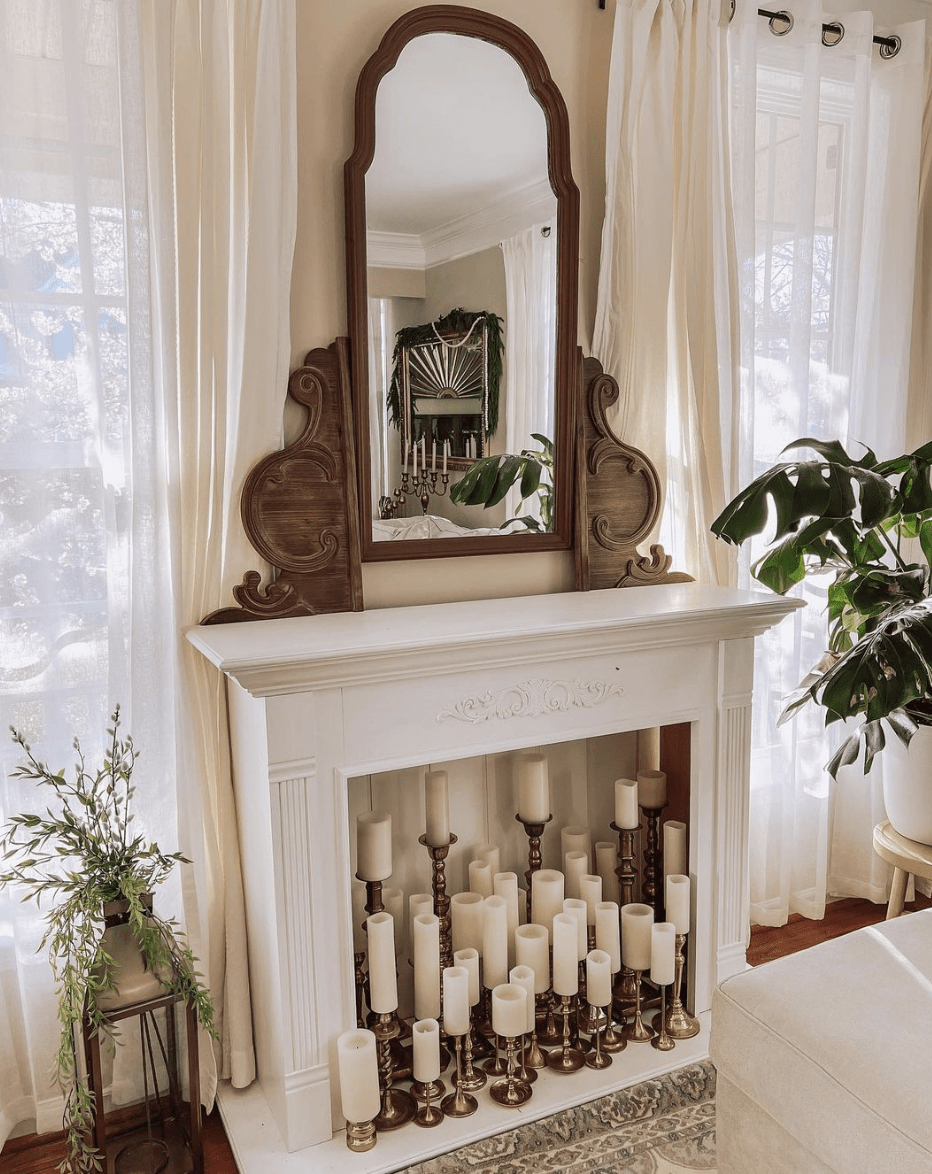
710,908,932,1173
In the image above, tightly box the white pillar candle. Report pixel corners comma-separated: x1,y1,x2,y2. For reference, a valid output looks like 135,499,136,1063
663,820,688,877
586,949,613,1008
651,922,677,986
509,965,536,1033
564,850,588,900
337,1028,380,1124
595,841,620,905
493,871,520,967
412,1017,441,1083
475,843,500,875
620,903,654,972
530,868,564,938
517,752,550,822
383,887,404,956
424,770,450,847
453,947,480,1006
563,897,588,960
665,873,691,935
408,893,434,961
579,874,603,925
595,901,621,972
551,913,579,996
614,778,640,828
351,881,368,954
413,912,441,1021
491,983,527,1039
450,891,485,953
468,858,494,898
561,825,591,865
366,911,398,1013
637,768,667,809
356,811,392,881
514,923,550,993
442,966,470,1037
482,895,509,989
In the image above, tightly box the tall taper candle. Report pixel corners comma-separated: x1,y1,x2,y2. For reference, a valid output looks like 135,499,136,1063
637,769,667,809
594,901,621,972
492,983,527,1039
517,753,550,822
338,1028,380,1125
442,966,470,1037
413,913,441,1020
663,820,688,877
552,913,578,996
453,948,480,1006
614,779,639,829
366,912,397,1013
482,895,509,989
564,850,588,900
514,923,550,993
586,949,612,1009
413,1018,441,1084
530,868,564,937
650,923,676,987
424,770,450,848
450,891,484,953
665,874,691,934
620,903,653,972
493,872,520,966
356,811,392,881
595,841,621,905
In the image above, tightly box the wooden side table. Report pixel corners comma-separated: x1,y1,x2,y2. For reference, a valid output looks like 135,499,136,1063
872,819,932,920
82,988,203,1174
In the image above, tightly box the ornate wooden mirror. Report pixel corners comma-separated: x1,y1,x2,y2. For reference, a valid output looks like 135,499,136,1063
345,5,579,560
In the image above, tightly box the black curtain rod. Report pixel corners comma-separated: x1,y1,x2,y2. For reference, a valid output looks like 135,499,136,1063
757,7,901,56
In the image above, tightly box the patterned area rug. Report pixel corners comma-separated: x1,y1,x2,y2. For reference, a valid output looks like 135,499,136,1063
402,1061,716,1173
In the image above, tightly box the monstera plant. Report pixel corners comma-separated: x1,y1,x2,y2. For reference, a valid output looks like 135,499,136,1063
711,437,932,780
449,433,554,532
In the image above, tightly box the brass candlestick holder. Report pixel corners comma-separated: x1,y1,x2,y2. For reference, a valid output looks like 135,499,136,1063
517,1034,537,1084
357,874,408,1065
622,970,655,1042
653,932,701,1038
546,995,585,1072
373,1013,416,1131
516,812,552,921
418,832,457,969
414,1080,444,1128
411,1075,446,1103
458,1021,487,1091
610,822,640,1005
524,994,550,1066
482,1031,508,1077
584,1002,613,1069
538,987,563,1045
345,1119,377,1152
599,1004,627,1053
490,1035,533,1107
640,803,667,916
651,984,675,1051
386,466,451,517
440,1034,478,1118
353,951,366,1028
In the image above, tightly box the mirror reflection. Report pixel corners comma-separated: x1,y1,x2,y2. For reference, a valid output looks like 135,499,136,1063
365,32,558,543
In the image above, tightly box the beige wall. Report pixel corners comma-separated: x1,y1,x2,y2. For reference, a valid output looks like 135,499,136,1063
292,0,614,608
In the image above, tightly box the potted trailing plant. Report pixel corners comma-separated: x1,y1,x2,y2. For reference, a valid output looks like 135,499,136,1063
711,437,932,837
0,707,215,1174
449,433,554,532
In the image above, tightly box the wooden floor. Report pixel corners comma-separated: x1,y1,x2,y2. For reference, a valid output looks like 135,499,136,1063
5,893,931,1174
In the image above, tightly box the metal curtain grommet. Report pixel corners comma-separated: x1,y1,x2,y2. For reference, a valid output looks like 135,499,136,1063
879,34,901,59
822,21,844,46
768,9,794,36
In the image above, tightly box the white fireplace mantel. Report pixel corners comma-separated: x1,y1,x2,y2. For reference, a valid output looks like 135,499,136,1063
188,584,800,1173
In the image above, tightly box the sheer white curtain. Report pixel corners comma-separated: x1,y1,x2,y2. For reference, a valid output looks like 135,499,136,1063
501,222,556,523
593,0,739,586
728,0,928,924
0,0,296,1144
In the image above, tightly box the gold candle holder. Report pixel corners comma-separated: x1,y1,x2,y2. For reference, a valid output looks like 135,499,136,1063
373,1013,416,1130
418,832,457,970
482,1033,508,1076
345,1119,377,1152
622,970,655,1042
458,1021,487,1091
489,1035,533,1107
537,987,563,1045
516,812,553,921
414,1080,445,1128
599,1006,627,1053
654,932,701,1038
524,994,550,1067
354,951,366,1028
546,995,585,1072
610,823,640,1004
440,1034,478,1118
651,985,675,1051
640,803,667,917
584,1003,613,1069
411,1076,446,1103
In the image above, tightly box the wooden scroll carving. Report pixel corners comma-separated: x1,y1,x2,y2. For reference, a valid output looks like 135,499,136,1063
202,338,363,624
574,353,693,592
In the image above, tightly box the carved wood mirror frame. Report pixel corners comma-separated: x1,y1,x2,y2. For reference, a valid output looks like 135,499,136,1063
345,4,579,562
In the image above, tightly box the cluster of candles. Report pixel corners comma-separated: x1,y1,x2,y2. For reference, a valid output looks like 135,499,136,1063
404,437,450,478
339,754,698,1151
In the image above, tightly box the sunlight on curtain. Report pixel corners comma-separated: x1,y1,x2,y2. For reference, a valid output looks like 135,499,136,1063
728,0,928,924
369,297,395,505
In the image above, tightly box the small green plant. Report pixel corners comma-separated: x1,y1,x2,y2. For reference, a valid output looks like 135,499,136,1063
0,707,214,1174
449,432,554,532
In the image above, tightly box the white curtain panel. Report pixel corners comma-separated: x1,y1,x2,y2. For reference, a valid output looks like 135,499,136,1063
592,0,739,586
501,222,556,523
727,0,928,924
139,0,297,1090
369,297,395,502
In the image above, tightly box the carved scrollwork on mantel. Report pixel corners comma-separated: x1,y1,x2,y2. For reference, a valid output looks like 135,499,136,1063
575,353,693,592
202,339,363,625
437,678,624,724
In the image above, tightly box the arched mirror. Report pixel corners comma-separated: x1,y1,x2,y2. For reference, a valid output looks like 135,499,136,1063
346,5,579,561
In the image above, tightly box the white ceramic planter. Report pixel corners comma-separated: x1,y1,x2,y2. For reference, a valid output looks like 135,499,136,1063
882,725,932,845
